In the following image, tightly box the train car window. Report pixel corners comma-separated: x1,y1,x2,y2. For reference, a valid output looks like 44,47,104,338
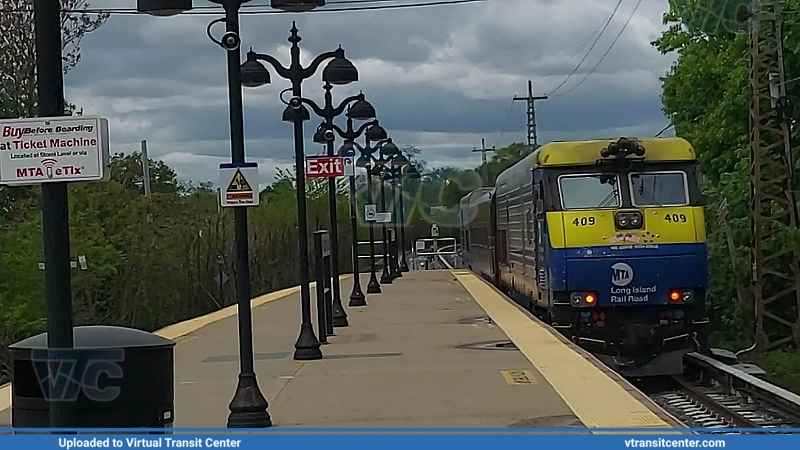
629,171,689,207
558,174,621,209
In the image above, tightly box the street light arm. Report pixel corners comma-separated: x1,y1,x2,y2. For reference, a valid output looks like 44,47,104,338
351,140,365,152
301,50,339,80
300,97,325,117
250,51,291,80
331,123,348,138
332,94,362,117
354,120,376,137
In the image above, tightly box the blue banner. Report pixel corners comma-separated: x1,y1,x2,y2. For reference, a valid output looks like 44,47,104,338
0,430,799,450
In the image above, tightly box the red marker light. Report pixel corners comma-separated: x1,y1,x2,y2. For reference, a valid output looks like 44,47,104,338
670,290,681,302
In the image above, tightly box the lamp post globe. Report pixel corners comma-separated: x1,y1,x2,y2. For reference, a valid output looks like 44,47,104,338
347,94,376,121
366,123,388,142
313,124,329,144
240,57,271,88
392,153,410,167
322,50,359,85
339,141,357,157
356,154,372,168
136,0,193,15
282,104,311,122
380,140,400,158
270,0,325,12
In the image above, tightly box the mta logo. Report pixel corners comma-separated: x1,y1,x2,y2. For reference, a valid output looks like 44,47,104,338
674,0,750,34
611,262,633,287
30,349,124,402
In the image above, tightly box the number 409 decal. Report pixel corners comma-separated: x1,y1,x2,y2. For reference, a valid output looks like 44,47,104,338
664,213,688,223
572,216,595,226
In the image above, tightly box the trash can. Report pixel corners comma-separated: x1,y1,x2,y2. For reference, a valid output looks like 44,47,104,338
10,325,175,429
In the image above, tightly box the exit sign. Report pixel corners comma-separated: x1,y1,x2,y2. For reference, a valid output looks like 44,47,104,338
306,156,346,178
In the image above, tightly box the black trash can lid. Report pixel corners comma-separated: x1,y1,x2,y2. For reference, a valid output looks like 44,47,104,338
9,325,176,351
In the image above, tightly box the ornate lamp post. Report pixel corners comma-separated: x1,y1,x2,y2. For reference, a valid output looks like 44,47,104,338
334,120,389,304
307,89,376,325
138,0,328,429
384,154,409,279
240,23,359,361
374,140,402,282
398,165,420,271
354,138,391,291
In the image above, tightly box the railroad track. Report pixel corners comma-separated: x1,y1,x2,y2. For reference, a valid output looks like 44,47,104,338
641,352,800,431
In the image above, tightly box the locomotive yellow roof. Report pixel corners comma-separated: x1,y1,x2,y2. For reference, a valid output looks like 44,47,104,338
533,137,696,167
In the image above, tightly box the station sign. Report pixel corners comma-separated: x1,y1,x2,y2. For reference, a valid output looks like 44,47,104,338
364,204,377,221
219,162,259,208
306,156,345,178
0,116,110,185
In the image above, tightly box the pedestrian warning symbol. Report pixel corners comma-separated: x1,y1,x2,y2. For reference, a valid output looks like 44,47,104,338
219,162,259,208
227,169,252,192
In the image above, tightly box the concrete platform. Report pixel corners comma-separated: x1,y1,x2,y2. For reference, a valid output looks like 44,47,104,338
0,270,681,429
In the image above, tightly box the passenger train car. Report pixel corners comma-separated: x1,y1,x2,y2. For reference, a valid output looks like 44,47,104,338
459,137,710,377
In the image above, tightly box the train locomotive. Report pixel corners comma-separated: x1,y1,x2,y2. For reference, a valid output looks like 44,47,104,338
459,137,710,377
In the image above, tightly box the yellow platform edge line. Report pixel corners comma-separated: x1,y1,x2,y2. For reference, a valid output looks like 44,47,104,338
452,271,673,431
0,276,351,413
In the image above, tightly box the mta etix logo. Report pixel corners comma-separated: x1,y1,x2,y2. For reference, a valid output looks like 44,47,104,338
674,0,750,34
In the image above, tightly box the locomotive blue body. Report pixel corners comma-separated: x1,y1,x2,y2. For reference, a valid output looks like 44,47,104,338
459,137,710,377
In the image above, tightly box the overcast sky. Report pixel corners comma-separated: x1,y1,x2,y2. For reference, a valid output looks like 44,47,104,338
65,0,676,187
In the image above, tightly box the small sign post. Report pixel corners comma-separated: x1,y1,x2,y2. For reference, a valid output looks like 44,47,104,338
364,204,377,221
219,162,259,208
342,156,354,177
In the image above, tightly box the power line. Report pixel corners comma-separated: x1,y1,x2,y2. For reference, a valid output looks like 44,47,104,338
0,0,487,15
491,100,515,149
655,123,673,137
552,0,642,97
548,0,624,96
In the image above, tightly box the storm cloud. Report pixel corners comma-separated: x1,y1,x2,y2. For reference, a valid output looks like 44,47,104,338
64,0,675,186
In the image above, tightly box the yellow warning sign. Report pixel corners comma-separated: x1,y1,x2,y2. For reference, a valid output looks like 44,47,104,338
227,169,252,192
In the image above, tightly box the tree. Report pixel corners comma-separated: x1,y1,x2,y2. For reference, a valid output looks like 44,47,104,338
652,0,800,390
0,1,108,119
109,152,180,195
0,1,108,219
476,142,536,186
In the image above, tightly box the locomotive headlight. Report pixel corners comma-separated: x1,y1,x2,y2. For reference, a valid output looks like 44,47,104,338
630,214,641,227
615,211,644,230
570,292,597,308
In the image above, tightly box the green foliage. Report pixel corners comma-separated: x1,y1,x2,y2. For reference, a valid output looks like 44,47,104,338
0,154,351,381
655,0,800,387
477,143,537,186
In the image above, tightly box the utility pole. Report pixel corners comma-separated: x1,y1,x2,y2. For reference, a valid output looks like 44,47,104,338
748,0,800,352
513,80,547,147
140,140,152,197
472,138,495,186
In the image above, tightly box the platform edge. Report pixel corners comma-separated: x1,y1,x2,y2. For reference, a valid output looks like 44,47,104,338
451,270,684,432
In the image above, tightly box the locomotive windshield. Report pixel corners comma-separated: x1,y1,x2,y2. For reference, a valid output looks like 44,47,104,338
629,171,688,206
558,174,621,209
